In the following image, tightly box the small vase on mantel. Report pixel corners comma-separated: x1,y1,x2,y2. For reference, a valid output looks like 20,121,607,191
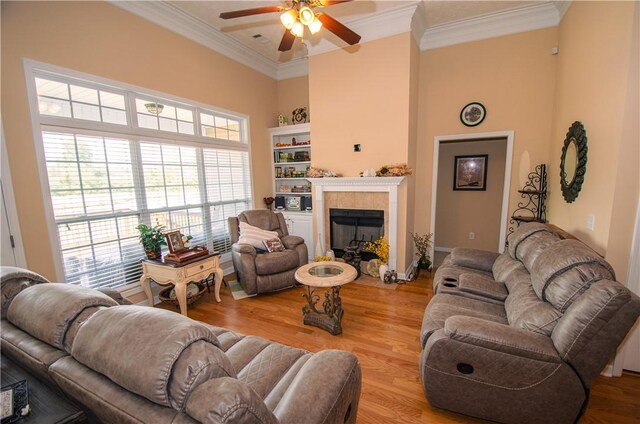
378,263,389,282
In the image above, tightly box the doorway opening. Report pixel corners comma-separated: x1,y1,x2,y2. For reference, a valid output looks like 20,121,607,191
430,131,514,266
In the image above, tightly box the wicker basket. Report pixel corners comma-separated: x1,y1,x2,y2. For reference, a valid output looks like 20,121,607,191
159,282,206,308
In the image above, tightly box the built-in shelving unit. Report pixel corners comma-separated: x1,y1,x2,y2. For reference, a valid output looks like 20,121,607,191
268,123,313,259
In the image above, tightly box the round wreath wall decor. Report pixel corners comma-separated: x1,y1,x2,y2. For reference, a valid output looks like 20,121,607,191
560,121,588,203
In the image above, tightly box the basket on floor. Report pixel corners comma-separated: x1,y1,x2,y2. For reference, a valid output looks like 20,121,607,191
158,282,206,308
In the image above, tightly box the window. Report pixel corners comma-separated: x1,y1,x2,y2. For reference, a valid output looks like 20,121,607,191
31,68,251,289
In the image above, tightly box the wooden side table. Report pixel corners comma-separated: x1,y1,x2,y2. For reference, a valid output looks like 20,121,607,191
140,252,223,316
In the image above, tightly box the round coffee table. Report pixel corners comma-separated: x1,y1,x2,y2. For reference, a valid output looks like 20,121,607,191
295,261,357,335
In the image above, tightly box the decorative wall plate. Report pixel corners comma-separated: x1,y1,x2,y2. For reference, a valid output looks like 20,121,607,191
560,121,588,203
460,102,486,127
292,107,307,124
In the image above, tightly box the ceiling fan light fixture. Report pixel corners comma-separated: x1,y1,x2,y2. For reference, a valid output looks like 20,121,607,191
308,17,323,34
280,9,297,30
298,6,315,26
290,21,305,38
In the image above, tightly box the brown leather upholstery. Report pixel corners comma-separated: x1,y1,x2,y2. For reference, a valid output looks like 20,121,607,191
1,271,362,424
425,223,640,424
228,210,308,295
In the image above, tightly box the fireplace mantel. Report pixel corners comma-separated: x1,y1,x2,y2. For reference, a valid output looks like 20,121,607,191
308,176,406,273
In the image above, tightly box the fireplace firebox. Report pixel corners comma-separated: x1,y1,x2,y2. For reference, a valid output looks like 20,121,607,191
329,208,384,260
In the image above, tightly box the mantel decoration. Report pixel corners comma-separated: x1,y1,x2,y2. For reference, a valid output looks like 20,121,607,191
460,102,486,127
454,155,488,191
410,232,433,271
560,121,588,203
306,166,341,178
136,223,166,259
277,113,288,127
376,164,413,177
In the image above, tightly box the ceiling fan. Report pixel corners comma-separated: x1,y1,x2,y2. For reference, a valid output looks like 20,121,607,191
219,0,362,52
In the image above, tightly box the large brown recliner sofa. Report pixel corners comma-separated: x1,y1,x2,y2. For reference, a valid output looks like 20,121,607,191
0,267,361,424
228,210,308,296
422,223,640,424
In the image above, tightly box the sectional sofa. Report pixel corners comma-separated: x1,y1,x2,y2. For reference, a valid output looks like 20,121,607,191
0,267,361,424
422,223,640,424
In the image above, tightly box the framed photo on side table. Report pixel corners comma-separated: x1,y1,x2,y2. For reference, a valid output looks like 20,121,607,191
454,155,488,191
166,231,185,253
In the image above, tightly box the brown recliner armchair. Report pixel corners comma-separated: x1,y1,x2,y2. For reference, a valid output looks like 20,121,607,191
228,210,308,295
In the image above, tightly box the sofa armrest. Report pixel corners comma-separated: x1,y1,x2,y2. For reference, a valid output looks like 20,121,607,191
232,243,257,257
185,377,278,424
449,248,500,273
281,235,304,249
444,316,561,363
273,350,361,424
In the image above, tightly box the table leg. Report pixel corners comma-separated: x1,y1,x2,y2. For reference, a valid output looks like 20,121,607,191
302,286,344,335
140,275,154,307
174,282,188,316
213,267,223,303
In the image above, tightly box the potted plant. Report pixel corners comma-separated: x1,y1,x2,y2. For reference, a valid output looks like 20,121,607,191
410,232,433,270
136,223,166,259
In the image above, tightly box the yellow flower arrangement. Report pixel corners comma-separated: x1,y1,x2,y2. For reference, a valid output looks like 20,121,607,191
314,255,332,262
364,236,389,264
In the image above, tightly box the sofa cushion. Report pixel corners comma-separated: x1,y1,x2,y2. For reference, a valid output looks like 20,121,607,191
508,222,556,259
239,211,284,235
7,283,117,350
515,231,561,271
449,248,500,273
458,274,508,302
71,305,233,408
255,250,299,275
421,294,507,348
492,252,526,283
239,221,279,250
505,282,563,336
1,267,50,319
531,240,615,312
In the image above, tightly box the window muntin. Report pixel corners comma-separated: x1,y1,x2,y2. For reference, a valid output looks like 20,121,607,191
200,112,242,142
32,69,251,289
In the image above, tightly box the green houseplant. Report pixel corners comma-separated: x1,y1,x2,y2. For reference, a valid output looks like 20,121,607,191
410,232,433,270
136,223,166,259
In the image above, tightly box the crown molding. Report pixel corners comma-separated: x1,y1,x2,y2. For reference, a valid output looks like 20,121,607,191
555,1,572,22
411,2,428,45
305,3,419,57
420,2,562,51
277,58,309,80
111,1,280,79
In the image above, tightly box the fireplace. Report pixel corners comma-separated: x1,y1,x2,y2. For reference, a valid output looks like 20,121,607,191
329,208,384,260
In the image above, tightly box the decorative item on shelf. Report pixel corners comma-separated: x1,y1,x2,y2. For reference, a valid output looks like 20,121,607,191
275,142,292,147
292,107,308,124
361,168,377,177
286,167,296,177
410,232,433,271
507,164,548,243
278,113,288,127
454,155,488,190
264,196,275,210
279,184,292,193
291,185,307,193
136,223,167,259
376,163,413,177
560,121,587,203
292,171,306,178
460,102,486,127
306,166,341,178
294,151,307,161
292,137,298,145
275,166,283,178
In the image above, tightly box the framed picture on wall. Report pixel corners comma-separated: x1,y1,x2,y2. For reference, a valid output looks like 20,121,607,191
454,155,488,191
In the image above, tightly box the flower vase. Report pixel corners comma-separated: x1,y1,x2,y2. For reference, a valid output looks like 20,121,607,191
378,263,389,282
419,256,432,270
145,248,161,260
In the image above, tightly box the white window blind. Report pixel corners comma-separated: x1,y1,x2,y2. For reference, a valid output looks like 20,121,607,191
33,70,251,289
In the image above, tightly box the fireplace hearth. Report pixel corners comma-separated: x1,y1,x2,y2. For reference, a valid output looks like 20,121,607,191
329,208,384,260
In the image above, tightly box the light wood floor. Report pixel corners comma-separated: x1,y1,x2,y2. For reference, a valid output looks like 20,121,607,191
159,272,640,424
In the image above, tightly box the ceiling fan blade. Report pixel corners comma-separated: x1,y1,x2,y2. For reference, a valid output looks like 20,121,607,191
316,13,361,45
278,30,296,52
219,6,283,20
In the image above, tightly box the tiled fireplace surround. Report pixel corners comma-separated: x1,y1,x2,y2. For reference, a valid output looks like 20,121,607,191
308,177,407,275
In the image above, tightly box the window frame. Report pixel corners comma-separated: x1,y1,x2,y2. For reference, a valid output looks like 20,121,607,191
23,59,254,290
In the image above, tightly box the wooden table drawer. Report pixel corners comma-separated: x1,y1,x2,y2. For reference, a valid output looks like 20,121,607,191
184,258,216,278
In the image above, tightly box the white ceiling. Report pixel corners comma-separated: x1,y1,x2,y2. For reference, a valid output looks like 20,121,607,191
114,1,570,79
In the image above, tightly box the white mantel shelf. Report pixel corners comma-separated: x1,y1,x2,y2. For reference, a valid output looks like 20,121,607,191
309,176,406,275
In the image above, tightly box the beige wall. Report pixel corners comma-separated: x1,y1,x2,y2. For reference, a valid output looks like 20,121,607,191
1,1,277,280
276,76,309,127
547,1,637,262
308,33,415,272
435,139,507,251
414,27,559,241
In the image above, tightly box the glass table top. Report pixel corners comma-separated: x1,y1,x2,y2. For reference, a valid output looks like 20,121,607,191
308,264,344,278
